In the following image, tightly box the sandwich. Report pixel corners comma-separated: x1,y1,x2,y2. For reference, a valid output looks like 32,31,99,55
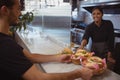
81,56,107,75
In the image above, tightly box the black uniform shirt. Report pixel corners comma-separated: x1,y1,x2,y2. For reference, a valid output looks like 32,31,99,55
82,20,114,52
0,33,33,80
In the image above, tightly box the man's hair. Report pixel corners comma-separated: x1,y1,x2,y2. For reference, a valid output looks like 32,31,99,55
0,0,14,9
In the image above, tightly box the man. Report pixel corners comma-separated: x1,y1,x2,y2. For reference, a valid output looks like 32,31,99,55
0,0,93,80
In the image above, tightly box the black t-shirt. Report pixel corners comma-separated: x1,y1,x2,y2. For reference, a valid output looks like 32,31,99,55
0,33,33,80
82,20,114,52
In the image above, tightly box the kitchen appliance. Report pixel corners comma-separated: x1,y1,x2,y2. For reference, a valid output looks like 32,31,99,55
81,1,120,14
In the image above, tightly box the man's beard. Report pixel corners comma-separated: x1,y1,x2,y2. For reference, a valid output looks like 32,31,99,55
9,23,18,26
9,12,20,27
9,19,20,26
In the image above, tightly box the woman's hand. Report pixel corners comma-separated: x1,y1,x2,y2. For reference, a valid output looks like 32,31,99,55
107,52,116,64
79,39,88,49
79,45,84,49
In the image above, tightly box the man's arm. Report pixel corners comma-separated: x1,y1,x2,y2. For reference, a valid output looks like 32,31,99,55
22,49,71,63
22,64,93,80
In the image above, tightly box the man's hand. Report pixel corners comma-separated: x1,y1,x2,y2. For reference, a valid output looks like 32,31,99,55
76,67,93,80
57,54,72,63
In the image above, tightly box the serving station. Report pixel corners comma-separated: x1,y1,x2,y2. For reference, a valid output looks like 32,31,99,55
15,27,120,80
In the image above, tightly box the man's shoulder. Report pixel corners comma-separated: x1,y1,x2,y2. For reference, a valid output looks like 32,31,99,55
0,33,17,49
0,32,14,40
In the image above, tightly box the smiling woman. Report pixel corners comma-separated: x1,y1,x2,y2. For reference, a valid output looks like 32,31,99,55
79,7,115,69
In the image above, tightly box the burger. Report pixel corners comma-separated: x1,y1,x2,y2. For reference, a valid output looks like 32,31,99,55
61,47,73,54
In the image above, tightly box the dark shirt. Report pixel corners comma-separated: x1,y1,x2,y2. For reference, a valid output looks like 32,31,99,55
0,33,33,80
83,20,114,52
113,43,120,75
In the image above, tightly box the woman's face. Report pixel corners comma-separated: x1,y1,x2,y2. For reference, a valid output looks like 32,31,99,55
92,9,103,22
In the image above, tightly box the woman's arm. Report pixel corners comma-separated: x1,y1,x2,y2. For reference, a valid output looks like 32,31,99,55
23,49,71,63
79,24,91,49
79,39,88,49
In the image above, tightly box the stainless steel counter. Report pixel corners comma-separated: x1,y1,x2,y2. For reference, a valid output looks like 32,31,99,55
16,28,120,80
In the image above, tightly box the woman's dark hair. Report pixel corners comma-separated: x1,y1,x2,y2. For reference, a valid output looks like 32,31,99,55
0,0,14,9
92,7,103,14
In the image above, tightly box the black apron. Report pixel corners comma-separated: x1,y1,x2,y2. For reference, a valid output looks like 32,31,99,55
91,42,108,59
